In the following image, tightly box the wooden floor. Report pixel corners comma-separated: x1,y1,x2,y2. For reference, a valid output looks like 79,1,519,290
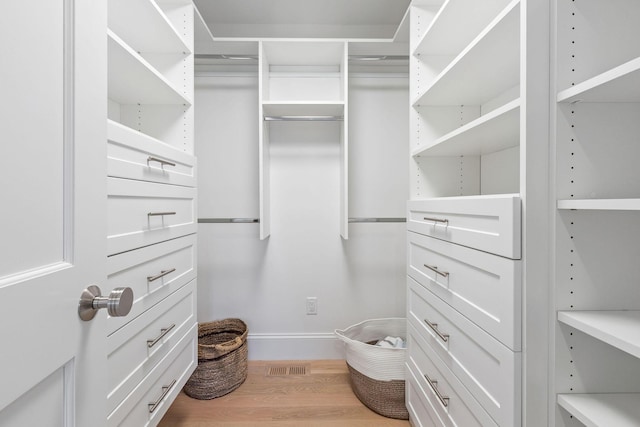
158,360,412,427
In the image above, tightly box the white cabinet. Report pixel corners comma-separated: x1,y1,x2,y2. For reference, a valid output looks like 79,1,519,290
552,1,640,425
407,0,550,425
106,1,197,426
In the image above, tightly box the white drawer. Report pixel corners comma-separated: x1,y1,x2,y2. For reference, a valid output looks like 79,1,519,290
406,367,445,427
107,177,196,255
408,278,521,427
407,195,521,259
108,120,196,187
407,322,498,427
108,318,197,427
107,280,196,415
407,231,521,350
107,234,196,335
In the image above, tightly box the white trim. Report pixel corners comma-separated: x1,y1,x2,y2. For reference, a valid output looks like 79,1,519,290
247,333,344,360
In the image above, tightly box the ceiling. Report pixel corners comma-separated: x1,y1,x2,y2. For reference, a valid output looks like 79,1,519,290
194,0,411,40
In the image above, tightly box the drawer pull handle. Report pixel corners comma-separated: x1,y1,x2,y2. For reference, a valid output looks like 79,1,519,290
147,268,176,282
423,264,449,278
424,373,450,408
147,324,176,348
423,216,448,225
148,211,176,217
147,156,176,167
424,318,449,343
148,379,177,413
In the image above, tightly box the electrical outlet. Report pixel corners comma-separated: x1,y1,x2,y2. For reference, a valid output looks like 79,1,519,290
306,297,318,315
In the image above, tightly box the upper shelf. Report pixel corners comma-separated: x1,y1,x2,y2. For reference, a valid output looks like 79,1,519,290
108,0,190,54
413,98,520,157
262,102,344,117
412,0,519,106
558,310,640,359
108,30,192,106
557,199,640,211
558,394,640,427
413,0,514,57
557,56,640,103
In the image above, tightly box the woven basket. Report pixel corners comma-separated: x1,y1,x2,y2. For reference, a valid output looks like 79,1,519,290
335,318,408,420
184,318,248,400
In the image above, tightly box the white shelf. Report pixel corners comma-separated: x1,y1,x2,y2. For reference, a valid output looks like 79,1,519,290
108,30,192,106
557,57,640,103
262,102,344,117
558,394,640,427
412,0,519,106
558,311,640,359
263,41,345,66
557,199,640,211
413,0,513,56
108,0,189,54
413,98,520,157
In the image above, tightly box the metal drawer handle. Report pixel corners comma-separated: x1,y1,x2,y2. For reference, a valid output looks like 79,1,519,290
424,318,449,343
423,264,449,278
147,324,176,348
424,373,450,408
147,268,176,282
147,156,176,167
148,212,176,217
423,216,448,225
148,379,177,413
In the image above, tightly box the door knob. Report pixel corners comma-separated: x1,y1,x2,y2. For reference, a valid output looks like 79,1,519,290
78,285,134,321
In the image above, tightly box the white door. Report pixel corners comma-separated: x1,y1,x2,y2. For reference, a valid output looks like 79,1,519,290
0,1,108,426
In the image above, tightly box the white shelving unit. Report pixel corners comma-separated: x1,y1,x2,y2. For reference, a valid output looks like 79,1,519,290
553,1,640,426
258,40,349,239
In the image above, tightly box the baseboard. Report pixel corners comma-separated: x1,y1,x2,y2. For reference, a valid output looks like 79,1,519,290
247,333,344,360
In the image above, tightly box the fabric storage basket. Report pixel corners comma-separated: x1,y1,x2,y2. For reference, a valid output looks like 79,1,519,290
184,318,248,400
335,318,408,420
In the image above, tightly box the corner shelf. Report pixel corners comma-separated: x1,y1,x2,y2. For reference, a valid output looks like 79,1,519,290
412,98,520,157
558,310,640,359
412,0,520,106
557,56,640,103
558,393,640,427
557,199,640,211
108,30,192,106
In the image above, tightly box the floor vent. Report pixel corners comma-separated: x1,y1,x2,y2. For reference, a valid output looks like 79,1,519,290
266,364,309,376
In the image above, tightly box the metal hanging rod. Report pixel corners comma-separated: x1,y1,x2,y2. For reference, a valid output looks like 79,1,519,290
348,217,406,223
198,218,260,223
264,115,343,122
195,54,409,61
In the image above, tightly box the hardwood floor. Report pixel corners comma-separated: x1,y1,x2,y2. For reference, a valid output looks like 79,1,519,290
159,360,412,427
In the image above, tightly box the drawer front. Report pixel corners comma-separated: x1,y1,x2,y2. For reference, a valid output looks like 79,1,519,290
408,278,521,426
108,120,196,187
407,231,521,350
407,322,498,427
407,195,521,259
108,177,196,255
107,234,196,335
107,280,196,414
406,366,446,427
108,324,197,427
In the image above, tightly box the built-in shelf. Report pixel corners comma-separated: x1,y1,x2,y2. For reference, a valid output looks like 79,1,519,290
557,199,640,211
412,98,520,157
558,393,640,427
262,102,344,117
108,0,189,54
108,30,192,106
558,311,640,359
414,0,513,57
557,57,640,103
412,0,519,106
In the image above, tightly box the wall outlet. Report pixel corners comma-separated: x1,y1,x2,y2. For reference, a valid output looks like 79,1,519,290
306,297,318,315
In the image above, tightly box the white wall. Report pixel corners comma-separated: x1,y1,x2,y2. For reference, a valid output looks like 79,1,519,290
195,71,408,360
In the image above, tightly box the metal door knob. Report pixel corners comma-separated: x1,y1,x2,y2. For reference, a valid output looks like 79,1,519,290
78,285,133,321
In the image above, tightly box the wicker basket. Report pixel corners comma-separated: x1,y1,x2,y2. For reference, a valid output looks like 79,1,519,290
335,318,408,420
184,318,248,400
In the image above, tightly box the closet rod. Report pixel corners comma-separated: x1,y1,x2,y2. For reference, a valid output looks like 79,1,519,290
264,115,343,122
198,218,260,223
194,54,410,61
348,217,406,223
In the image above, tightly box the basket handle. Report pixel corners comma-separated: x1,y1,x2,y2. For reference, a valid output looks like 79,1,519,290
211,336,243,352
